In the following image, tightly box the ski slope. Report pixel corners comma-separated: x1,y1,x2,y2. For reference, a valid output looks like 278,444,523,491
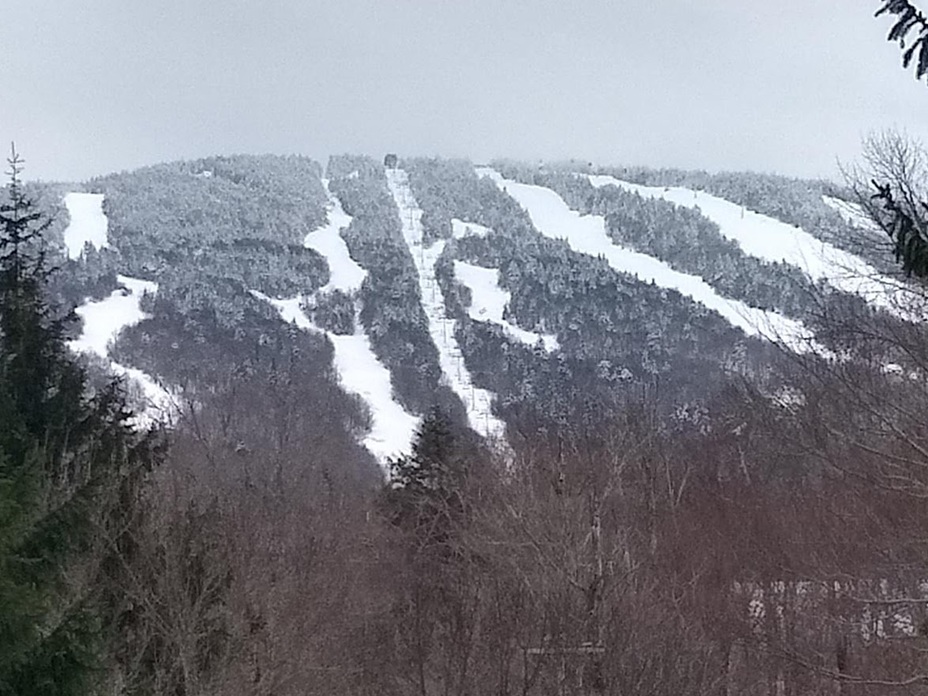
479,169,821,353
588,175,912,318
256,292,420,465
452,219,492,239
304,180,366,294
822,195,879,232
253,180,420,465
453,260,559,351
386,169,508,441
70,276,174,420
63,192,109,260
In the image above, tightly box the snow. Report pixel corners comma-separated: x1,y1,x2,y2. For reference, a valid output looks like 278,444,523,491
256,292,419,465
588,175,913,319
386,169,508,441
452,219,492,239
453,260,559,351
304,180,367,294
478,169,822,354
822,195,879,232
63,192,109,260
69,275,174,421
65,194,173,422
252,180,420,466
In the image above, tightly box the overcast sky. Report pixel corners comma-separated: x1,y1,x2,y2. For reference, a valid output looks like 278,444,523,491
2,0,926,182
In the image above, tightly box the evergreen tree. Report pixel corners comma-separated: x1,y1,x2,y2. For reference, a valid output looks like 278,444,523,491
877,1,928,84
871,3,928,279
0,147,159,696
385,409,471,549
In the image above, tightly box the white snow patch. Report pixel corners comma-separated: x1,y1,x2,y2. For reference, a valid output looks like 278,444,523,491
387,169,508,441
452,219,492,239
63,193,109,260
479,169,822,354
70,275,174,421
822,195,879,232
305,180,367,294
589,175,915,319
454,260,558,351
254,292,420,466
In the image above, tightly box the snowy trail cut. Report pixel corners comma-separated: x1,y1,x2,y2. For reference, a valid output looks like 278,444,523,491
64,191,172,421
452,219,492,239
257,294,420,466
255,179,419,466
386,169,508,441
63,192,110,260
821,195,879,233
589,175,913,320
304,180,367,294
480,169,822,353
70,275,173,421
453,260,558,351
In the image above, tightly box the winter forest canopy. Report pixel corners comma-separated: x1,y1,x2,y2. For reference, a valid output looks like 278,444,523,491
7,4,928,696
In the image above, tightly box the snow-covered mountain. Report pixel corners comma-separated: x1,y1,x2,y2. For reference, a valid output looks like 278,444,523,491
39,154,911,473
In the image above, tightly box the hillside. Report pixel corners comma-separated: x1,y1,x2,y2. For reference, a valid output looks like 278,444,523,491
37,154,913,472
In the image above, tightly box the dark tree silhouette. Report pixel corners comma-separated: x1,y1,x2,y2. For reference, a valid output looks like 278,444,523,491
877,1,928,83
859,4,928,279
0,146,161,695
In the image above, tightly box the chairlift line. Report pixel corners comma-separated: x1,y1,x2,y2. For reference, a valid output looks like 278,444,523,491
385,167,508,443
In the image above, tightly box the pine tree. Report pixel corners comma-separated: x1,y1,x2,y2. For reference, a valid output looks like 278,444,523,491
385,409,471,549
870,3,928,279
877,1,928,84
0,146,159,696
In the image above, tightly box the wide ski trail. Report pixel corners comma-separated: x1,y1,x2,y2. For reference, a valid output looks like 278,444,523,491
70,275,174,421
480,169,822,354
589,175,913,320
63,192,110,260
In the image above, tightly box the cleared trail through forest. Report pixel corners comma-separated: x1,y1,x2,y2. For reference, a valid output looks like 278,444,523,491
479,169,823,354
386,168,508,441
590,175,915,320
63,192,173,421
256,179,420,465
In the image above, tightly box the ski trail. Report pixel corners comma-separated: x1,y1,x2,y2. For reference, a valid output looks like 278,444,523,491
386,169,508,441
64,191,173,423
63,192,110,260
304,180,367,294
256,292,420,466
70,275,174,423
588,175,916,320
453,260,559,351
822,195,879,233
479,168,823,354
452,219,492,239
253,180,420,466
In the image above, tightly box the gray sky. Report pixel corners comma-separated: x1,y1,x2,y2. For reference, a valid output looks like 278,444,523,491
2,0,927,182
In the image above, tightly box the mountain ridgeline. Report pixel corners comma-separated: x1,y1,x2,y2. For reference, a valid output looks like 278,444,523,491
44,154,907,476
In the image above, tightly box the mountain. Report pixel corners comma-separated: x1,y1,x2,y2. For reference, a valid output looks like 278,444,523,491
33,154,910,477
